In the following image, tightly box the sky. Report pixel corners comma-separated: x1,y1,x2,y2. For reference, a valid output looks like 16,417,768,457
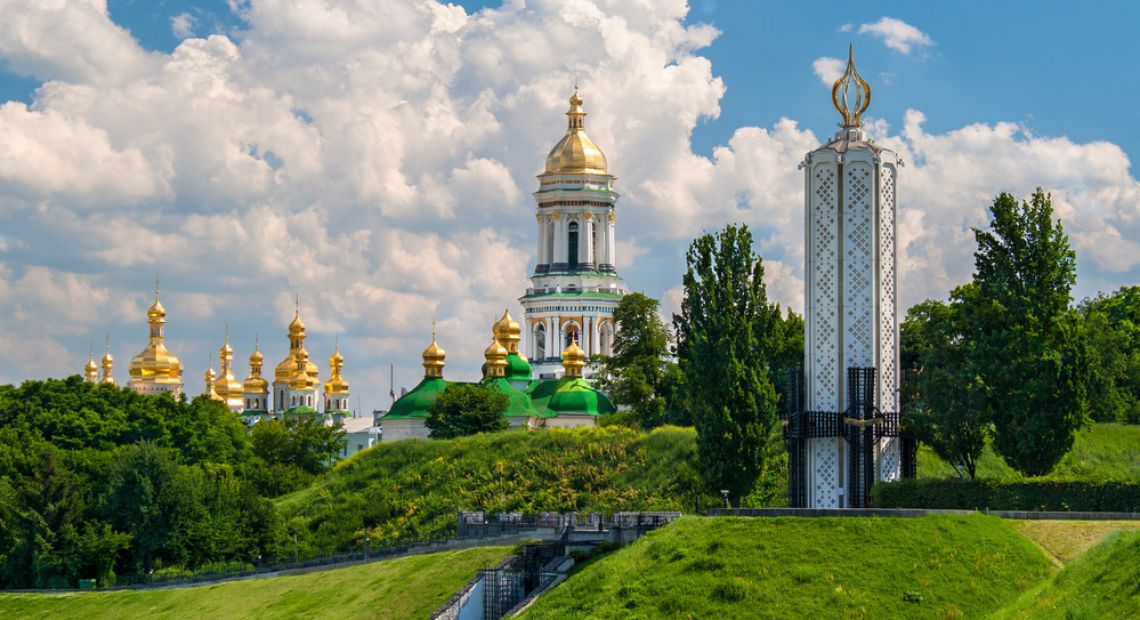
1,0,1138,412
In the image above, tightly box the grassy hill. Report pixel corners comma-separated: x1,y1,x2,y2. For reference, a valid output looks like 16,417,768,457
917,423,1140,480
992,529,1140,619
0,545,511,620
278,426,726,553
520,515,1053,619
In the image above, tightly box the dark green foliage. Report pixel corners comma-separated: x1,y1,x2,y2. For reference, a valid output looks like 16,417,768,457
276,426,724,552
594,292,688,429
901,297,988,478
425,383,509,439
251,413,346,475
967,189,1088,476
1077,286,1140,424
0,378,284,587
674,224,781,505
873,478,1140,512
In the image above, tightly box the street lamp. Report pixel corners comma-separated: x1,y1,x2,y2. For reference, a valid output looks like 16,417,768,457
721,489,730,509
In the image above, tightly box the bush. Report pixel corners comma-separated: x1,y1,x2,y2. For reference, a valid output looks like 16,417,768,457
872,478,1140,512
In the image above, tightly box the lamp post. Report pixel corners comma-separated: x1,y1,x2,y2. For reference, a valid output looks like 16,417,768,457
721,489,731,509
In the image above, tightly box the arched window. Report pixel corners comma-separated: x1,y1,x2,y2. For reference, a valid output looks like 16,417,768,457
534,323,546,360
568,222,579,270
564,323,579,349
592,221,600,266
599,321,614,356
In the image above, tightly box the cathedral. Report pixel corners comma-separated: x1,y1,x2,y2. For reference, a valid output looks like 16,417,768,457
520,87,627,377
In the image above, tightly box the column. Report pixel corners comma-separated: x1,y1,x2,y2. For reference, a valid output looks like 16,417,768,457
606,219,616,267
552,215,566,268
547,316,557,360
581,217,594,269
536,216,546,271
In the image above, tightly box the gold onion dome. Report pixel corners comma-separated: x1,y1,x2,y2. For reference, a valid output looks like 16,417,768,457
543,86,609,176
562,336,586,378
215,334,243,406
100,343,116,384
493,309,524,356
289,348,316,390
275,304,318,383
243,343,269,394
422,328,446,378
129,288,183,385
203,365,221,401
483,332,508,378
324,344,349,394
84,344,99,383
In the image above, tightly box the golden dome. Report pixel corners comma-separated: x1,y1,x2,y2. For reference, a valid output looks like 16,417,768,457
422,327,446,378
214,335,243,409
289,348,317,390
483,332,508,379
100,344,116,385
84,355,99,382
275,304,318,383
323,344,350,395
128,289,183,389
203,365,221,401
243,342,269,395
542,87,609,176
493,309,524,357
562,336,586,378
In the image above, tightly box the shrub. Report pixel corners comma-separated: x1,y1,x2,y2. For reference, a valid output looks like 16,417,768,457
872,478,1140,512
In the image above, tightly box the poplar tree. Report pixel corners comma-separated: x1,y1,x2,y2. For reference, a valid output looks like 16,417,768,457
674,224,779,506
966,189,1087,476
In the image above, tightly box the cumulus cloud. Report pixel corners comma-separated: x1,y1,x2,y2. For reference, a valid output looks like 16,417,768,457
0,1,1136,408
812,56,843,86
171,12,198,39
858,17,933,55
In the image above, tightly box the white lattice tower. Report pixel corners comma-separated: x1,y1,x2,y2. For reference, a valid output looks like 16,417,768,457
800,48,901,508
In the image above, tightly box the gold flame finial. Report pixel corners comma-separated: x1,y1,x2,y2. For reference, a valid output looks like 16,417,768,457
831,44,871,128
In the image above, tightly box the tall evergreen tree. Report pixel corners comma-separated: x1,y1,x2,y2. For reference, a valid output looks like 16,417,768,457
674,224,780,505
966,189,1087,475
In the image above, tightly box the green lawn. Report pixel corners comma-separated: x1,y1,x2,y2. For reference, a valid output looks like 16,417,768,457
918,423,1140,480
992,529,1140,620
521,515,1053,619
0,545,510,620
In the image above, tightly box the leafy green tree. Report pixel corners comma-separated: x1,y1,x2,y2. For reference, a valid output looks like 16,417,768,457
100,442,188,573
673,223,781,506
251,413,346,475
967,189,1088,476
595,292,688,428
1077,286,1140,423
900,295,988,478
426,384,509,439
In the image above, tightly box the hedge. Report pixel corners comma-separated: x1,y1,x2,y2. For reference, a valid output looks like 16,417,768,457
872,479,1140,512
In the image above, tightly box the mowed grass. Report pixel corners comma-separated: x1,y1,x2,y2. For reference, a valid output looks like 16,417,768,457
520,515,1053,619
0,545,510,620
1015,520,1140,564
918,423,1140,480
992,529,1140,620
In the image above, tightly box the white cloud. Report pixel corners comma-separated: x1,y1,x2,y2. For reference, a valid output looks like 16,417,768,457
812,56,843,86
171,12,198,40
858,17,933,55
0,1,1136,408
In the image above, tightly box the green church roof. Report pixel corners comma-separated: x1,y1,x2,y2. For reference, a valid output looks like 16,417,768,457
504,352,533,383
547,377,616,416
385,376,450,419
485,377,547,418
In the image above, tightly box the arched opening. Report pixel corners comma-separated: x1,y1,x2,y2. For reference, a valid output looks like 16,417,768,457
599,321,614,356
534,323,546,360
564,322,580,350
592,221,600,266
546,222,555,264
568,222,579,270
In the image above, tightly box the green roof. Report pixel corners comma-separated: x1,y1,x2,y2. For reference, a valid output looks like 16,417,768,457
505,353,533,383
526,378,561,416
287,406,318,415
547,377,616,416
485,377,547,418
520,290,624,300
384,376,450,419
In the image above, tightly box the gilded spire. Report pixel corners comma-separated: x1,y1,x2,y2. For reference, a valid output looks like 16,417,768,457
129,278,184,394
483,329,508,379
84,338,99,383
243,337,269,395
422,322,446,378
832,44,871,128
561,335,586,378
276,298,317,384
203,362,221,401
215,326,243,410
100,334,115,385
324,338,350,395
543,85,609,176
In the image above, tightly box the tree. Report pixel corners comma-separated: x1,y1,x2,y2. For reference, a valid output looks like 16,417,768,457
1077,286,1140,423
900,295,988,478
967,189,1088,476
595,292,688,428
251,413,346,475
673,223,780,506
426,384,509,439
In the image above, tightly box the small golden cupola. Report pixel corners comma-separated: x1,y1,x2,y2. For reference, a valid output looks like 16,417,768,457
289,347,316,390
275,301,319,384
483,331,509,379
422,325,446,378
215,330,244,411
100,336,115,385
324,342,350,395
84,340,99,383
561,336,586,378
203,364,221,401
127,282,185,396
494,309,525,359
542,87,609,176
243,341,269,396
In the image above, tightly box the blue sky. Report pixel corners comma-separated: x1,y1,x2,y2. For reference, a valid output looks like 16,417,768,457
0,1,1137,409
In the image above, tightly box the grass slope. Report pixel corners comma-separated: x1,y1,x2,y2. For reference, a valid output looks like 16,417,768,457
1015,520,1140,564
521,515,1052,619
993,529,1140,620
279,426,719,552
0,545,510,620
918,423,1140,480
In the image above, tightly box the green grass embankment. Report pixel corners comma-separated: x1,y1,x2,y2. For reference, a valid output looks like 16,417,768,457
521,515,1053,619
917,423,1140,480
992,529,1140,619
0,545,511,619
279,426,720,553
